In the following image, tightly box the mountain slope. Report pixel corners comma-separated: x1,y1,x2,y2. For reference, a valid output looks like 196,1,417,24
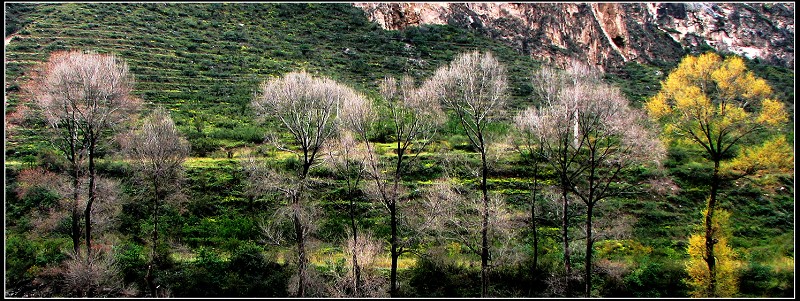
4,2,541,158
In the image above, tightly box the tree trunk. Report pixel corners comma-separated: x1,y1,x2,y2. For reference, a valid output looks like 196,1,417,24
531,192,538,271
350,196,361,296
294,161,312,297
148,178,160,298
480,148,490,298
294,207,306,297
560,138,571,295
585,203,593,297
71,167,81,255
531,151,540,273
562,181,570,295
585,154,597,298
390,202,399,297
390,148,406,297
84,135,96,258
152,178,161,262
67,110,82,255
704,160,720,297
145,264,156,297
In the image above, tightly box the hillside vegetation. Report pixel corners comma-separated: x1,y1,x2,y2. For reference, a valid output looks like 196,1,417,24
4,3,794,298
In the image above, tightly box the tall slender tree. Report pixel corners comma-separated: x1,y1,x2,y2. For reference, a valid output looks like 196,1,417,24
252,71,364,297
340,74,443,296
516,61,592,294
512,109,546,273
325,131,370,296
122,107,189,297
30,50,139,258
424,51,507,297
570,84,663,297
332,81,379,297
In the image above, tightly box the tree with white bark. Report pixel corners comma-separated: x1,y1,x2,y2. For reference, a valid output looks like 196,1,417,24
121,106,189,297
29,50,139,260
337,74,443,296
518,61,664,296
422,50,508,297
251,70,365,297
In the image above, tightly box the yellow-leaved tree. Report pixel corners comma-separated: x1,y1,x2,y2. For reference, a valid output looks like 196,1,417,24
685,208,742,297
644,52,791,297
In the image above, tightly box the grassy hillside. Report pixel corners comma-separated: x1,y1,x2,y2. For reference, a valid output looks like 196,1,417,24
4,3,794,298
5,3,542,159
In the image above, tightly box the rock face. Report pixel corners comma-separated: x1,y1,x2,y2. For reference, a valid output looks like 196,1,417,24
354,2,794,69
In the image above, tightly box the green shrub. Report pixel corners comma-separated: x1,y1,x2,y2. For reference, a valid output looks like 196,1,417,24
487,259,549,297
618,257,688,297
189,137,221,157
4,235,69,288
113,242,148,287
223,242,290,297
738,257,794,297
165,247,226,296
5,235,37,286
403,253,480,297
164,245,289,297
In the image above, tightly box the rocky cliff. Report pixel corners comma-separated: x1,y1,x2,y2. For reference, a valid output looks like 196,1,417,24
354,2,794,70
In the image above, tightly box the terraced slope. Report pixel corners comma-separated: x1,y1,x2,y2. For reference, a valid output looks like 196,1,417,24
5,3,543,159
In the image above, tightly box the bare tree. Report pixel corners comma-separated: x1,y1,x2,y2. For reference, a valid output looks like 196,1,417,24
252,70,364,297
121,106,189,297
29,50,140,258
356,76,443,296
423,51,507,297
520,61,601,294
26,58,85,254
566,80,663,297
338,74,443,296
512,110,546,272
326,231,389,297
417,177,519,288
324,131,370,296
521,61,664,296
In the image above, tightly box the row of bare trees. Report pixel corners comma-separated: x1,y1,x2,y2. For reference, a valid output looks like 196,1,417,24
24,49,669,297
248,51,789,298
248,51,665,297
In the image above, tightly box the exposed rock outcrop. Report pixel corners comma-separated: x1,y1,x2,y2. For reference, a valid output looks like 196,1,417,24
354,3,794,70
